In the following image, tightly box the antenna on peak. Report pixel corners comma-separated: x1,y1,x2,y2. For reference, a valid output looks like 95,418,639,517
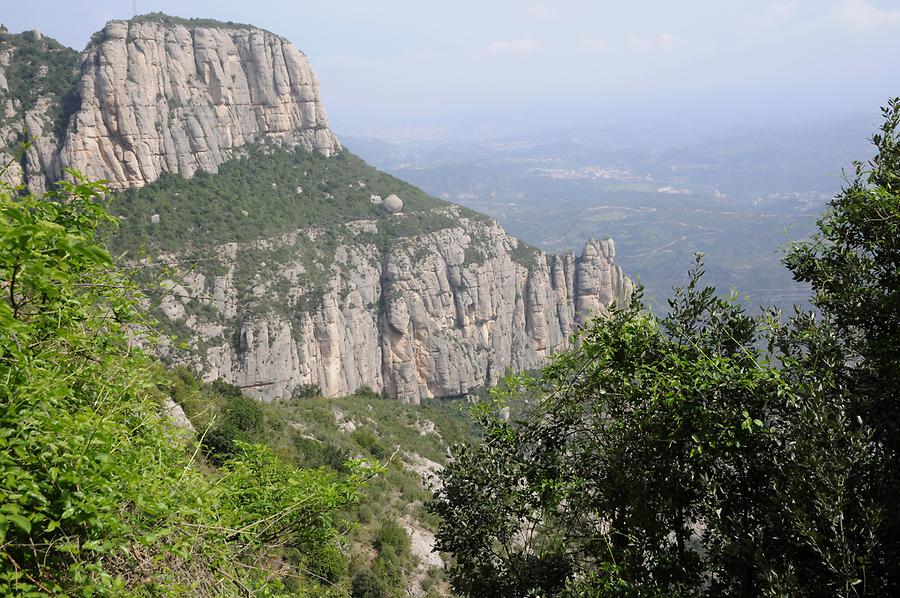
133,0,137,16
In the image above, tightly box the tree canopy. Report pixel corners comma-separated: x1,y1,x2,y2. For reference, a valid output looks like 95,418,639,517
430,99,900,597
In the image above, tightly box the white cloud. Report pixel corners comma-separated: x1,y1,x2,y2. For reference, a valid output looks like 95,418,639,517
834,0,900,30
658,33,680,50
476,38,543,57
578,36,609,53
767,1,798,25
627,33,680,52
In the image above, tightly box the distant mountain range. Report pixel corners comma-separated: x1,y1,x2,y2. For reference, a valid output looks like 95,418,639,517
342,112,877,312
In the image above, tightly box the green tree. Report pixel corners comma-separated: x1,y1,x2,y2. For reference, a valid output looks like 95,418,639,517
430,269,794,596
783,97,900,594
430,99,900,597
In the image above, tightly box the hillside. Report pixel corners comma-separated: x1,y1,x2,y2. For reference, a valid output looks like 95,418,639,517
167,369,479,596
113,144,630,403
0,15,630,403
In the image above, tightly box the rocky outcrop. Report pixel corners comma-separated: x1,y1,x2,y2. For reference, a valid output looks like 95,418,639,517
58,18,339,189
0,32,79,192
157,211,631,404
382,193,403,213
0,17,340,191
0,93,58,194
2,17,632,403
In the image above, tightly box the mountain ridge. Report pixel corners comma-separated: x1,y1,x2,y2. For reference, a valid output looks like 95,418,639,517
1,15,631,402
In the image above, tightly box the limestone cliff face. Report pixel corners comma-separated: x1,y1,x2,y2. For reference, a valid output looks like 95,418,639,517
0,93,59,194
0,18,339,191
58,19,339,189
2,17,632,402
0,30,79,193
155,209,631,404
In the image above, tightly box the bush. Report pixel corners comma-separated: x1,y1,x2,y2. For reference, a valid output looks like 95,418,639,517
374,520,411,556
351,427,386,459
292,383,322,399
291,434,351,472
306,542,347,583
202,390,266,463
351,571,387,598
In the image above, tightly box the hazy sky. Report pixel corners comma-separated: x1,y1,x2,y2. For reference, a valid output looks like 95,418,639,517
3,1,899,136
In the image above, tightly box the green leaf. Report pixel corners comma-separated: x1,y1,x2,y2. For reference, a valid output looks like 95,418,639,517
5,514,32,534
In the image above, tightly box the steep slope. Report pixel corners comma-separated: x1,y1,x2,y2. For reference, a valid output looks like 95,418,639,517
116,148,631,404
3,15,632,403
0,27,80,192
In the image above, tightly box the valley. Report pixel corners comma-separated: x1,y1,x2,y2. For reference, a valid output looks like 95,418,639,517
1,5,897,597
345,114,876,313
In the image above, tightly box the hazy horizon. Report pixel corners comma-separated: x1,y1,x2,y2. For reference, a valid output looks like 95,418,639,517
3,1,898,139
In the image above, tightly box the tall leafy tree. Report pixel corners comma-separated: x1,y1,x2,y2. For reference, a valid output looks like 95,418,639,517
784,97,900,594
431,271,796,597
431,100,900,597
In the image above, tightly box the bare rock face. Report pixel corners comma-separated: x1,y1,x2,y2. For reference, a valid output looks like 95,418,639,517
156,209,632,404
0,94,59,194
2,18,339,191
56,19,339,189
1,18,634,404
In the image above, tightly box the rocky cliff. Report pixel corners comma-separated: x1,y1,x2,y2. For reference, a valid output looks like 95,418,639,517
152,208,630,404
0,28,79,193
2,16,631,402
0,15,340,190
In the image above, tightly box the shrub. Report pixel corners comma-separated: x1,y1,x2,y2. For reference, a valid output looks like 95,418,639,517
292,383,322,399
351,427,386,459
291,434,351,472
202,389,265,463
307,543,347,583
351,571,387,598
374,520,411,556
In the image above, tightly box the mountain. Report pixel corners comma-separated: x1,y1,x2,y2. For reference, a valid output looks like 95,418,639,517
0,27,80,192
0,15,630,403
2,15,339,191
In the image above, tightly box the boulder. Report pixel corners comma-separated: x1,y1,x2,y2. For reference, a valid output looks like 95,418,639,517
382,193,403,213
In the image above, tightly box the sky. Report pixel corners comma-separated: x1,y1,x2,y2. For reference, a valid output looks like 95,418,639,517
3,0,899,138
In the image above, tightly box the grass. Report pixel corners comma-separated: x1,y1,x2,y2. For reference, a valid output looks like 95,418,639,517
165,369,480,596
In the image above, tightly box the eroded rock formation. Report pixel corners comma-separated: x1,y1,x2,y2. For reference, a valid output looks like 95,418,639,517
0,17,340,190
2,17,632,402
156,212,631,404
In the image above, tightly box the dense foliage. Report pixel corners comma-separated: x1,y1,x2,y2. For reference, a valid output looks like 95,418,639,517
108,147,489,255
783,97,900,593
430,100,900,597
0,172,371,595
166,370,476,596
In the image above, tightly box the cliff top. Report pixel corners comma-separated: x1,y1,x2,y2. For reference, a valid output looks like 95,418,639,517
129,12,261,32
